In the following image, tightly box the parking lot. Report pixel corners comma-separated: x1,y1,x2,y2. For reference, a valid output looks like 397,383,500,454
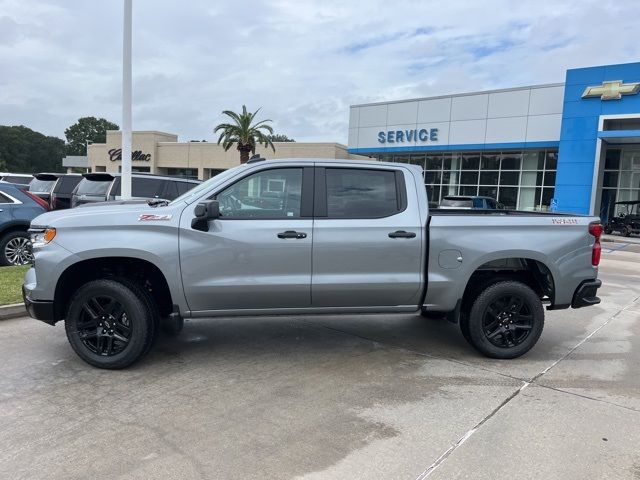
1,246,639,480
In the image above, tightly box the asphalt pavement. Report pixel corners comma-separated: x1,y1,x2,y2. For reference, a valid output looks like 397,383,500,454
0,247,639,480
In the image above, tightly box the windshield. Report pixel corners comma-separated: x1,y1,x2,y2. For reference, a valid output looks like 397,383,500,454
440,198,473,207
75,178,112,196
29,179,56,192
169,165,245,205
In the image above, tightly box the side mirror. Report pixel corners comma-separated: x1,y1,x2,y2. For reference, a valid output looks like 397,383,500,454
191,200,220,231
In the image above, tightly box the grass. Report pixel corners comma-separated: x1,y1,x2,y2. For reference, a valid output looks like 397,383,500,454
0,265,29,306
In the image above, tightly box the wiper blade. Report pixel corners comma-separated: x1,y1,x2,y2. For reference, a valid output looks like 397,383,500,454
147,198,169,207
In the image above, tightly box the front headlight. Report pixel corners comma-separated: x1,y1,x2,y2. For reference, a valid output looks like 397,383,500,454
30,227,56,248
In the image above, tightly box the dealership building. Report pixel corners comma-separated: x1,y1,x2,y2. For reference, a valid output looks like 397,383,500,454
86,130,361,180
348,62,640,221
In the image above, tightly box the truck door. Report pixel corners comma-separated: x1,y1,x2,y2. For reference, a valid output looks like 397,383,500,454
311,166,424,308
179,166,314,312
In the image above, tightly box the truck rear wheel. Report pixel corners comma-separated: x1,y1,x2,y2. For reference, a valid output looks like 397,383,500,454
464,280,544,359
64,279,156,369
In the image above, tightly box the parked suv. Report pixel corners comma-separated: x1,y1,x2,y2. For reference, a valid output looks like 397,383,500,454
440,195,504,210
0,173,33,187
71,173,201,207
0,183,48,265
28,173,62,204
49,174,83,210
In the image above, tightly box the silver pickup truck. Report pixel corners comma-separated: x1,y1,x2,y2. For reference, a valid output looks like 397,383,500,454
23,158,603,369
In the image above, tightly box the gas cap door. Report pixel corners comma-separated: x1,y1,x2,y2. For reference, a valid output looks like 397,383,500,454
438,249,463,269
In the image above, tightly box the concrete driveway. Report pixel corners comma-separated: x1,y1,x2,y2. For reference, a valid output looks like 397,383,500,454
1,247,639,480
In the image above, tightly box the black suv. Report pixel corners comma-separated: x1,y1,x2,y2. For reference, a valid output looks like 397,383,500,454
71,172,201,207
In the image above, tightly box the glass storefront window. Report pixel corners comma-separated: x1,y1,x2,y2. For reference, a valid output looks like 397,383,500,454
480,171,499,185
498,187,518,208
545,151,558,170
385,148,556,210
604,149,621,170
409,155,426,169
425,171,442,184
460,171,478,185
481,153,500,170
501,153,521,170
543,171,556,187
426,155,442,170
462,154,480,170
500,171,520,185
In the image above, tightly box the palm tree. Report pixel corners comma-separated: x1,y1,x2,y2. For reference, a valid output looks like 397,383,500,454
214,105,275,163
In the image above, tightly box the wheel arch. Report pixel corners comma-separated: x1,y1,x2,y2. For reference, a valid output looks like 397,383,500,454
460,256,556,316
53,256,174,321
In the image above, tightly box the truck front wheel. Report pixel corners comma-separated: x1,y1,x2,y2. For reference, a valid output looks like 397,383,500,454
64,279,156,369
462,281,544,359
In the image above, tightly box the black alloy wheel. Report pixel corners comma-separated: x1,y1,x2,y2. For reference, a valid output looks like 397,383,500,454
464,280,544,359
76,295,132,356
65,279,156,369
481,294,533,349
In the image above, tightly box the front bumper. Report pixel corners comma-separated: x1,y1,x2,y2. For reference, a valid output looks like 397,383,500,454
22,285,57,325
571,279,602,309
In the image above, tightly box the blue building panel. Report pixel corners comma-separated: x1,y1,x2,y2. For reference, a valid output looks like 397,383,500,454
560,116,600,140
565,66,606,86
556,62,640,215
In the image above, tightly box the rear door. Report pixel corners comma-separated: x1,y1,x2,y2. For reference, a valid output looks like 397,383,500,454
311,166,424,308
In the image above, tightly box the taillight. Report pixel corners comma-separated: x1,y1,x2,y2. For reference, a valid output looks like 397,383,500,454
24,191,51,211
589,222,602,266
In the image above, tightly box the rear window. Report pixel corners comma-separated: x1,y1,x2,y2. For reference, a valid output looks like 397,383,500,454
2,175,32,184
325,168,400,218
176,181,196,196
29,179,56,193
441,198,473,208
54,176,82,194
75,178,112,196
111,177,164,198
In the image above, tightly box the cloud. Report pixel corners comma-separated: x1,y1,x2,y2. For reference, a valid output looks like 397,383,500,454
1,0,639,145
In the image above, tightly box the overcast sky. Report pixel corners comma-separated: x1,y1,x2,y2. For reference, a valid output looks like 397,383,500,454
1,0,639,144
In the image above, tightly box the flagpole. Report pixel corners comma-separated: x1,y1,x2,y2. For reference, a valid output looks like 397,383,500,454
121,0,132,199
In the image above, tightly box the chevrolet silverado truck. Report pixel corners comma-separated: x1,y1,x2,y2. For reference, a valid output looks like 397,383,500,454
23,158,603,369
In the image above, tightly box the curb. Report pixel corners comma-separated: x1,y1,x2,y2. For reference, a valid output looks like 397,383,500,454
0,303,26,320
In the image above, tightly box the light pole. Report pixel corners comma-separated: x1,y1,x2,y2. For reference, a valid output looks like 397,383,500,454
121,0,132,199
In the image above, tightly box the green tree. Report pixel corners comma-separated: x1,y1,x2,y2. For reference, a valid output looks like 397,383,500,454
268,133,295,142
64,116,119,155
0,125,65,173
214,106,275,163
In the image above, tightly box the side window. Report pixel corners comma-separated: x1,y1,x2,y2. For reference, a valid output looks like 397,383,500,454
216,168,303,218
0,192,14,204
176,182,195,196
132,178,163,198
325,168,400,218
163,181,179,200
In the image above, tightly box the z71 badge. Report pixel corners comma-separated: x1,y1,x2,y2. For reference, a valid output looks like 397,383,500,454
138,214,172,221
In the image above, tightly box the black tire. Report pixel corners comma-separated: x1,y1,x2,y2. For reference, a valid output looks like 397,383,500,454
466,281,544,359
604,226,612,235
65,279,156,369
0,230,33,266
623,226,631,237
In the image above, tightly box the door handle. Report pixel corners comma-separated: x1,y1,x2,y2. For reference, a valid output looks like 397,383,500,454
388,230,416,238
277,230,307,239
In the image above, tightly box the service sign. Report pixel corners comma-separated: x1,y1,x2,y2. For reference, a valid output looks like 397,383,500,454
378,128,439,144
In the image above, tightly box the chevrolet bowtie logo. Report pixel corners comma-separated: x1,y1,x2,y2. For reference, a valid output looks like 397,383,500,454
582,80,640,100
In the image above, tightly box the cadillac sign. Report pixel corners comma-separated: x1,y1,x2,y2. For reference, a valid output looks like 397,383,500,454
108,148,151,162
